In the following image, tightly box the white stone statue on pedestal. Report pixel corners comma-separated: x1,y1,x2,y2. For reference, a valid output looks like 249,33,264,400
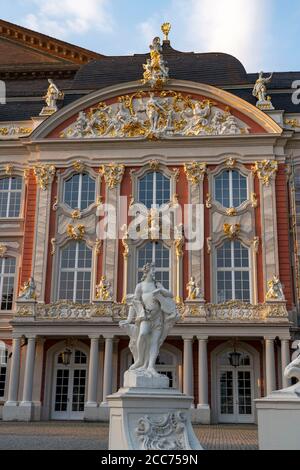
252,71,274,110
120,262,179,379
18,277,37,301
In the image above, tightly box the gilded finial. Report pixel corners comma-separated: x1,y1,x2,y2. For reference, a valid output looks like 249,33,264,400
161,22,171,41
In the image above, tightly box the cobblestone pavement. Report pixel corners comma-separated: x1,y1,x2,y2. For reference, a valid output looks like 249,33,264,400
0,421,258,450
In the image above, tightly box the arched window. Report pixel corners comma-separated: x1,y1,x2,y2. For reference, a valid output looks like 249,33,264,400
138,171,170,208
0,257,16,311
0,176,22,218
216,240,250,303
137,241,170,289
214,169,247,208
0,341,8,398
58,241,92,303
63,173,95,210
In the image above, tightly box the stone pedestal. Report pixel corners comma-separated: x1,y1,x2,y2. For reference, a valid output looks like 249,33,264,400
256,383,300,450
107,381,202,450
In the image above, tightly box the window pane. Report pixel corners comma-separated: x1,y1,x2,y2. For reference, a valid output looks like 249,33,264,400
232,170,247,207
214,170,247,208
64,174,80,209
137,242,170,289
215,170,230,207
138,172,154,208
59,242,92,303
138,172,170,208
80,174,96,210
0,177,22,218
0,258,16,311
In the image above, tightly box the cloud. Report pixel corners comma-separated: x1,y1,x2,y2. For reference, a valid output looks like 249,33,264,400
23,0,113,40
136,0,271,71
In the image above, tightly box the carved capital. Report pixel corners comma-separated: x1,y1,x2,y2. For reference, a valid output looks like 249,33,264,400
34,164,56,191
99,163,125,189
0,243,7,258
252,160,278,186
184,162,207,185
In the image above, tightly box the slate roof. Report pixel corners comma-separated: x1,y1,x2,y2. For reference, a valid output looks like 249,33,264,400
1,39,300,121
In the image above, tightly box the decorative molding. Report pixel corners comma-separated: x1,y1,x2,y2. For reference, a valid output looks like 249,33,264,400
95,277,113,301
226,207,237,217
206,237,212,255
66,224,85,241
71,209,81,220
5,164,14,176
206,193,212,209
223,223,241,239
50,238,56,256
0,243,7,257
136,412,188,450
95,239,102,256
99,163,125,189
253,236,260,254
184,162,207,185
73,160,85,173
251,192,258,208
149,160,160,171
34,164,56,191
252,160,278,186
225,157,237,168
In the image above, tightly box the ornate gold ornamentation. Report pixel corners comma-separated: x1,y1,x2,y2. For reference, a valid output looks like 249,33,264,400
161,22,171,41
251,192,258,208
121,224,130,259
184,162,207,185
149,160,160,171
285,118,300,128
95,239,102,256
61,92,247,141
252,160,278,186
206,193,212,209
5,164,14,175
99,164,125,189
266,275,285,301
186,277,202,300
96,276,112,301
50,238,56,256
207,237,212,255
73,160,85,173
0,126,32,137
66,224,85,241
18,277,37,300
142,36,169,90
23,167,30,180
225,157,237,168
34,164,56,191
253,236,259,254
172,168,180,182
71,209,81,220
223,223,241,239
52,196,58,212
0,243,7,257
174,225,184,258
226,207,237,217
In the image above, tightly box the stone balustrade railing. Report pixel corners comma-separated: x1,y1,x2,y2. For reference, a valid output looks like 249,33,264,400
14,299,289,323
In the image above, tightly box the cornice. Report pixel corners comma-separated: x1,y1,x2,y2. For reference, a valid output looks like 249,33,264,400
0,19,104,65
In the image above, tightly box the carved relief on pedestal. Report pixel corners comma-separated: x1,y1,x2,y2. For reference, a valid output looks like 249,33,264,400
136,412,188,450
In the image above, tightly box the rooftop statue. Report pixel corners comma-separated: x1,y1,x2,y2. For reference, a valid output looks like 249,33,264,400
119,263,179,378
40,79,64,116
142,36,169,90
252,71,274,110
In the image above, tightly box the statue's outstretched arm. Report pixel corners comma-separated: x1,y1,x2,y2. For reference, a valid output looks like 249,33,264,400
155,283,173,298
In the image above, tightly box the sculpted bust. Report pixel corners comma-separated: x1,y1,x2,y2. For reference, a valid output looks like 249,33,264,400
119,263,179,378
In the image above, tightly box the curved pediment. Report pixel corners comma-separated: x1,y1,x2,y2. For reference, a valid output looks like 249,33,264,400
31,79,282,140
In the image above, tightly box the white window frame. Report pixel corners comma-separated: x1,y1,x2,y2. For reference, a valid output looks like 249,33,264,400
58,242,92,303
0,257,16,312
215,240,252,303
0,341,8,399
0,176,22,218
63,173,96,210
137,241,171,289
214,169,248,208
138,171,171,208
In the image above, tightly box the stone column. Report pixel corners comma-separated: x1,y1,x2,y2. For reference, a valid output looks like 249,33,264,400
265,337,276,396
19,336,36,421
196,336,210,423
85,336,100,421
3,336,21,421
101,336,114,406
281,339,291,389
183,336,194,405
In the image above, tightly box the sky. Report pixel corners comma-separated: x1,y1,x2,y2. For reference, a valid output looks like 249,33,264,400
0,0,300,72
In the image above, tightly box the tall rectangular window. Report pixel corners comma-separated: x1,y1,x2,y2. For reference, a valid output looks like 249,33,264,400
0,177,22,218
0,257,16,311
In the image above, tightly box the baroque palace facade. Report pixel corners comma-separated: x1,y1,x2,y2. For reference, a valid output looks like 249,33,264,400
0,19,299,424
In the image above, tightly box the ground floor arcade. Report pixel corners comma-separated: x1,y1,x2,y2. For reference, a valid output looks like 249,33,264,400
0,320,291,424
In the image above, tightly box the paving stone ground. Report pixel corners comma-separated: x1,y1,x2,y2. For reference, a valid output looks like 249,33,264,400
0,421,258,450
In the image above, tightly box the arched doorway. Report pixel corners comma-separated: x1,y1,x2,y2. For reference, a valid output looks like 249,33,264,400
51,347,88,420
211,343,260,424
